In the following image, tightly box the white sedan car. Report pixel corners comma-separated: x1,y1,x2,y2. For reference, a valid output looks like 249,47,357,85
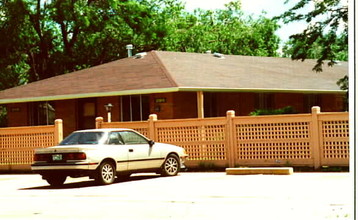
31,128,188,186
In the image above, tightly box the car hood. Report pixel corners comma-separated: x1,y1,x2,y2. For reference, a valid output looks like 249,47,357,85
154,142,188,156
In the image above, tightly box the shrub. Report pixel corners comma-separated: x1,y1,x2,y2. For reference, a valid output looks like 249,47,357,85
249,106,296,116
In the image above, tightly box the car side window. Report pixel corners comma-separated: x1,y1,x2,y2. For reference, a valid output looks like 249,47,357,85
107,132,124,145
119,131,148,145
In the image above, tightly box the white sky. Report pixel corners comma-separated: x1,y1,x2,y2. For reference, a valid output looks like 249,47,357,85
183,0,308,44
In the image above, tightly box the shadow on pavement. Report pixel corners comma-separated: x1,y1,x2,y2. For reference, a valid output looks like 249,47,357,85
19,174,161,190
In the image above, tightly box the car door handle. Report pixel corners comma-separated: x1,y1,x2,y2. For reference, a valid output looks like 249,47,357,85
129,149,134,152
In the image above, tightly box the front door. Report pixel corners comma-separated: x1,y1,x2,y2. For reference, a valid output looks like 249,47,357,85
79,99,96,130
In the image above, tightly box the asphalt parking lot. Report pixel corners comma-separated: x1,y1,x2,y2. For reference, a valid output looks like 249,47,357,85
0,172,353,220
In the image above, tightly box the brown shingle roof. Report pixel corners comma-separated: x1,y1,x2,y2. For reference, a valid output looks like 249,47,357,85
0,51,347,104
156,51,347,91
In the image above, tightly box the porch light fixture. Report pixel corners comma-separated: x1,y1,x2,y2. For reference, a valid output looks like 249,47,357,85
104,103,113,122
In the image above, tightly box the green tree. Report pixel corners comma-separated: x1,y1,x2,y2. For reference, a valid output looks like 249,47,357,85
277,0,348,110
0,0,280,91
277,0,348,72
282,33,348,61
161,1,280,56
0,0,33,89
0,0,186,89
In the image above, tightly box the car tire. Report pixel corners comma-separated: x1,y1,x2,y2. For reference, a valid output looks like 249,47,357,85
161,154,180,176
45,175,67,187
96,161,116,185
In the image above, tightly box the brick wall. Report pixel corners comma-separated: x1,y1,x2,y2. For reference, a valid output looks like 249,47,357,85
173,92,197,119
321,93,346,112
7,103,28,127
4,91,346,136
55,99,77,137
150,93,174,119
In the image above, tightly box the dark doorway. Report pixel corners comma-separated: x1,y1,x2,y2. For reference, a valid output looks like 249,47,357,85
204,92,218,117
78,99,96,129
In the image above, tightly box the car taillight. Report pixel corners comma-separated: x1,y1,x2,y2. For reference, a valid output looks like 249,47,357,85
66,152,86,160
34,154,50,161
33,152,86,161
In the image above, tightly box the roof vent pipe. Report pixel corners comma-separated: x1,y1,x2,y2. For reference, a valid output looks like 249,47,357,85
126,44,133,57
134,52,147,59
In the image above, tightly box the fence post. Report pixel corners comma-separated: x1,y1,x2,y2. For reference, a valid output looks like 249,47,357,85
311,106,321,169
197,91,204,118
54,119,63,145
226,110,235,167
148,114,157,141
96,117,104,129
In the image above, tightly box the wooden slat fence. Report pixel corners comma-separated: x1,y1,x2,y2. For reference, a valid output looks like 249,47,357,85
0,119,63,170
97,106,349,169
0,107,349,171
318,112,349,166
232,113,314,167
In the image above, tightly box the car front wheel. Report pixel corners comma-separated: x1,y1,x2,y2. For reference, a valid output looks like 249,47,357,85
96,161,116,185
161,154,180,176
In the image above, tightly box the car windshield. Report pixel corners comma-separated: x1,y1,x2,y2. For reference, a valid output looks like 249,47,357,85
59,132,105,145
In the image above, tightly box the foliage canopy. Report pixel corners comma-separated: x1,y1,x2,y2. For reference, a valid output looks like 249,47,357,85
277,0,348,72
0,0,280,90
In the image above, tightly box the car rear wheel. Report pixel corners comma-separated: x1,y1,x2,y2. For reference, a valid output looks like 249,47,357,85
161,154,180,176
96,161,116,185
45,175,67,187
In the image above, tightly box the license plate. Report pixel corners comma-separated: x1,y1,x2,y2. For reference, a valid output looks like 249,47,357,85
52,154,62,161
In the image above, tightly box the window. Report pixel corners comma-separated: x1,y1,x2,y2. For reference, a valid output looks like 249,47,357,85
0,105,7,127
107,132,124,145
60,132,105,145
119,131,148,145
120,95,149,121
304,94,321,112
28,102,55,126
255,93,274,110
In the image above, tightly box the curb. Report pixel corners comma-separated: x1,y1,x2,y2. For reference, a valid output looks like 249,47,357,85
226,167,294,175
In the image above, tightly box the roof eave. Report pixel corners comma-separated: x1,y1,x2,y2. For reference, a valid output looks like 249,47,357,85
0,87,180,104
0,86,346,105
178,87,347,94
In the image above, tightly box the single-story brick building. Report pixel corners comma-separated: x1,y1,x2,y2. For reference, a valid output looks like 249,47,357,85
0,51,347,136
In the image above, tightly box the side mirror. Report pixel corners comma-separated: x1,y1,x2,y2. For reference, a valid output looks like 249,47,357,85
148,140,155,147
